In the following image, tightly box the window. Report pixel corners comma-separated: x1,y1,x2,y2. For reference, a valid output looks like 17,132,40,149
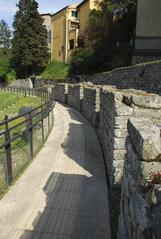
71,11,77,18
69,39,74,50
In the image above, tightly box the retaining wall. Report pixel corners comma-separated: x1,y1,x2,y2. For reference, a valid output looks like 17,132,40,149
80,61,161,94
53,84,68,104
52,82,161,238
68,84,83,111
118,118,161,239
82,86,100,128
53,83,161,186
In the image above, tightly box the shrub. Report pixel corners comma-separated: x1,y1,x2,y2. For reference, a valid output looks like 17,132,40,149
69,48,94,75
0,55,10,80
5,69,16,83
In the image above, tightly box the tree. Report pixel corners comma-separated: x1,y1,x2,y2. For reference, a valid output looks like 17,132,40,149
12,0,49,78
0,20,11,50
69,0,137,75
69,48,94,75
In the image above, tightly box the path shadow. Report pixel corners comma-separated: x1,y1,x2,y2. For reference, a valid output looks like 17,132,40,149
18,106,110,239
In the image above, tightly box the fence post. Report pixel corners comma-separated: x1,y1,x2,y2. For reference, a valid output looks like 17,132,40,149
41,104,45,143
47,103,50,131
4,115,13,185
28,112,33,159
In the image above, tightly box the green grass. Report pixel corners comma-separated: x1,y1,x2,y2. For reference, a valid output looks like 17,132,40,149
0,93,42,132
0,93,21,111
0,92,42,145
0,92,43,194
41,61,69,80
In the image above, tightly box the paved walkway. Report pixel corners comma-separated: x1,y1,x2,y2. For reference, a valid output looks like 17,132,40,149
0,103,111,239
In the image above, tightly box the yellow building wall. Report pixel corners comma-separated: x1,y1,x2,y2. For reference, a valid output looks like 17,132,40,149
78,1,90,36
52,9,66,62
67,30,78,62
51,5,78,63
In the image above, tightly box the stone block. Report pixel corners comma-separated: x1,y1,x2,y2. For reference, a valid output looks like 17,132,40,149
115,128,128,138
115,102,134,116
132,94,161,109
141,161,161,186
113,150,126,161
114,137,126,150
128,118,161,161
115,116,129,129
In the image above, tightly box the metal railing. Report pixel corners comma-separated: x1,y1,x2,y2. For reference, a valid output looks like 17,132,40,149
0,86,50,101
0,87,55,193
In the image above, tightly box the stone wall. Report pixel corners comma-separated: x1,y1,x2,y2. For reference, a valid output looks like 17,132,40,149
98,87,133,185
53,84,68,104
118,118,161,239
68,84,83,111
50,82,161,238
9,79,33,89
82,85,100,128
99,88,161,186
80,61,161,94
52,83,161,187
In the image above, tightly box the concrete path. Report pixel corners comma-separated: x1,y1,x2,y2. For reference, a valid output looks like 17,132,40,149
0,103,111,239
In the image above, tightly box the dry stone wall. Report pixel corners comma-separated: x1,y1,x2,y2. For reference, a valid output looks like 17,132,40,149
80,61,161,94
53,84,68,104
68,84,83,111
118,118,161,239
82,86,100,128
98,87,133,185
52,83,161,187
51,82,161,239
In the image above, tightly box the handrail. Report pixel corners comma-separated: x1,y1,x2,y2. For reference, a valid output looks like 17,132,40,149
0,86,55,191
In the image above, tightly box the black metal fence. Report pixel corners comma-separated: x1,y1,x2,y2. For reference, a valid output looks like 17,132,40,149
0,87,55,193
0,86,50,101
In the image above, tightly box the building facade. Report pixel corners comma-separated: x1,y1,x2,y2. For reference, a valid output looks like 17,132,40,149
51,5,79,64
50,0,99,63
42,0,161,65
77,0,100,39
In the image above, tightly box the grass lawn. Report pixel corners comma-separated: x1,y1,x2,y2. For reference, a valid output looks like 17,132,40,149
0,92,43,193
0,92,41,121
41,61,69,80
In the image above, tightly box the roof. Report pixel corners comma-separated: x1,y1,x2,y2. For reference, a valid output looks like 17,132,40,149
52,6,69,17
41,13,52,17
77,0,89,9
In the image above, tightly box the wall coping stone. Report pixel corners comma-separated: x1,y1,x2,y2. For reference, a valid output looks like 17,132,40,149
88,60,161,78
128,118,161,161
